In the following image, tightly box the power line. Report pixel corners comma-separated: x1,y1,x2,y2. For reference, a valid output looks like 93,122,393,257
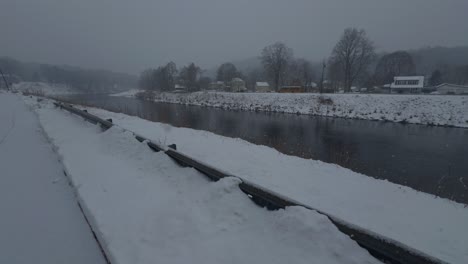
0,68,10,91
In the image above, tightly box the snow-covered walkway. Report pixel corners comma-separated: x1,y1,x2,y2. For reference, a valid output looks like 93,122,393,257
23,96,381,264
84,105,468,264
0,92,106,263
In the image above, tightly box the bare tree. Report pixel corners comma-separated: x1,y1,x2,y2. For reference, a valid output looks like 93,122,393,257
157,61,178,91
288,58,315,87
138,69,157,90
217,63,240,83
330,28,375,92
374,51,416,85
429,70,443,86
198,76,212,90
245,67,265,91
327,58,343,93
179,63,201,92
454,65,468,85
260,42,293,91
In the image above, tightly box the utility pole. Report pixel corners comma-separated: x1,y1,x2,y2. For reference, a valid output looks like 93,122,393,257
0,68,10,91
319,60,326,94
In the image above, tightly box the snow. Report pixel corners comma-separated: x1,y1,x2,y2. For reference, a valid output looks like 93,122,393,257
391,76,425,89
80,105,468,264
23,95,381,264
112,90,468,127
12,81,78,96
110,88,140,97
0,92,106,263
256,82,269,86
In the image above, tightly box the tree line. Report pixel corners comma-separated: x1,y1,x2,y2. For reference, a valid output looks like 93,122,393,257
139,27,468,93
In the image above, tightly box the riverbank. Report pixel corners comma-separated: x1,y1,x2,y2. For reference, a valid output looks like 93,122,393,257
113,90,468,128
79,103,468,264
22,95,380,264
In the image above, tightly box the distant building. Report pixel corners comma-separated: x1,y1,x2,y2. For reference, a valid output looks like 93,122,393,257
390,76,424,94
173,84,187,93
230,78,247,92
436,83,468,95
255,82,271,92
279,86,305,93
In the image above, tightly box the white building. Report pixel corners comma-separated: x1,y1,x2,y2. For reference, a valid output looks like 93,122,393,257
209,81,226,91
436,83,468,95
255,82,271,92
174,84,187,93
231,78,247,92
390,76,424,94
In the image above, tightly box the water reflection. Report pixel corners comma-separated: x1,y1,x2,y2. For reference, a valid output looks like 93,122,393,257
59,95,468,204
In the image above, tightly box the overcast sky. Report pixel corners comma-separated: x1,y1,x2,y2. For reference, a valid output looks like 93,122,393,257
1,0,467,74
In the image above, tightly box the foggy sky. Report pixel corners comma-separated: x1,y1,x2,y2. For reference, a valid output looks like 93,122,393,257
1,0,467,74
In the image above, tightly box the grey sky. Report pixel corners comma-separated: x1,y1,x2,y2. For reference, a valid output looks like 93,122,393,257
1,0,467,74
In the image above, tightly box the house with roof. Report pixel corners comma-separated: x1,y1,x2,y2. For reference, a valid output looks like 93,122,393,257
435,83,468,95
390,76,424,94
230,78,247,92
173,84,187,93
255,82,271,92
209,81,226,91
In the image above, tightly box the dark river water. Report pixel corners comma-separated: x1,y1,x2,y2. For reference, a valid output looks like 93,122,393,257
59,95,468,204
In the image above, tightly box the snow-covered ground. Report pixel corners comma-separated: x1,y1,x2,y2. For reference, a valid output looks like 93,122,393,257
0,92,106,263
110,88,140,97
114,90,468,127
81,105,468,264
22,95,381,264
12,82,78,96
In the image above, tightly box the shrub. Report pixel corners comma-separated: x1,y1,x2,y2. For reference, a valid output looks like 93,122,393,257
135,90,155,101
318,96,334,105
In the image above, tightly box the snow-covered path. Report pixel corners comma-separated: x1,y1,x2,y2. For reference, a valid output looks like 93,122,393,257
23,96,381,264
0,92,106,263
84,105,468,264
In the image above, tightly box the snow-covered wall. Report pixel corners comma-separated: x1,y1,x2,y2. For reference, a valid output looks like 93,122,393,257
119,91,468,128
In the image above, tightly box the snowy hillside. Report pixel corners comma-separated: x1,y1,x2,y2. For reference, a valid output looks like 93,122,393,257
114,91,468,128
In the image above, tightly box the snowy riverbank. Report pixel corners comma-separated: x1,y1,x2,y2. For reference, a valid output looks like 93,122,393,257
81,104,468,264
114,90,468,128
22,95,380,264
